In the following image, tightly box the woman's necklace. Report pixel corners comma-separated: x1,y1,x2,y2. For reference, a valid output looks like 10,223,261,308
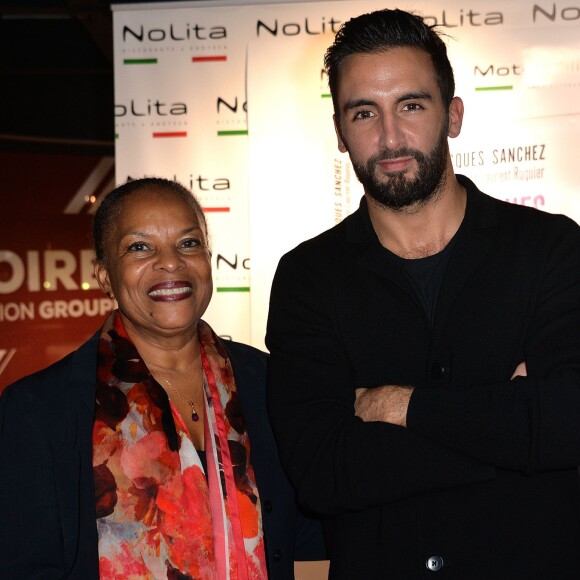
160,375,200,422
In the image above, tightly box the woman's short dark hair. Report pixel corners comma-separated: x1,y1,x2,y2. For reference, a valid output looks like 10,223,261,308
325,9,455,118
93,177,208,263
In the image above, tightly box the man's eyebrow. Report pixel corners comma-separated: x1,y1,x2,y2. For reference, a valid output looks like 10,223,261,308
342,91,434,114
343,99,377,113
397,90,433,103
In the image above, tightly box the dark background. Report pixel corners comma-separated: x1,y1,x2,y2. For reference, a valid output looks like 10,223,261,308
0,0,180,156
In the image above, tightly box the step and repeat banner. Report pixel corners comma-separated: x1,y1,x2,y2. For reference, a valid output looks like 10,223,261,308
112,0,580,351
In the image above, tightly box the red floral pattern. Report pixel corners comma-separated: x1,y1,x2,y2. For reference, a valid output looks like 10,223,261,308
93,312,267,579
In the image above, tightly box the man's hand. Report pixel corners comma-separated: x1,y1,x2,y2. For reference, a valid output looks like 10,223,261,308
355,385,414,427
511,361,527,379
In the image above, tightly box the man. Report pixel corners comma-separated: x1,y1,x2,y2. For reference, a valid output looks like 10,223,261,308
266,8,580,579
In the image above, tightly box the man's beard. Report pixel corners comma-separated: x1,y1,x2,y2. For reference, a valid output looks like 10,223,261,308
350,123,449,211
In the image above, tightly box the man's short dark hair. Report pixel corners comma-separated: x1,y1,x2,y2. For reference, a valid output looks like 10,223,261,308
325,9,455,118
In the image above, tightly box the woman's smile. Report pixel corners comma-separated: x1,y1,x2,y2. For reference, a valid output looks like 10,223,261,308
148,280,194,301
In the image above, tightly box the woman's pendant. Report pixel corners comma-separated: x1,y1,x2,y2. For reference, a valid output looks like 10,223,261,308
188,400,200,422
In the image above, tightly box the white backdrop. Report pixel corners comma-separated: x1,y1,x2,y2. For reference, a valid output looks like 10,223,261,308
113,0,580,350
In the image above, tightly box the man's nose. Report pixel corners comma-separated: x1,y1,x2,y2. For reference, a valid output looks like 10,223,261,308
379,113,404,150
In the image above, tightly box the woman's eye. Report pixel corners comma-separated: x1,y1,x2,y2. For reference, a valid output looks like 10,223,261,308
128,242,149,252
180,238,200,249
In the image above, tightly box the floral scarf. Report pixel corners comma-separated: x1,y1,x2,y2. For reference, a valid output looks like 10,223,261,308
92,312,267,579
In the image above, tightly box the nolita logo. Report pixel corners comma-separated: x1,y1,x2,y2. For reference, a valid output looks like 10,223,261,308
115,99,187,118
421,9,503,27
533,3,580,22
255,15,342,37
217,96,246,115
216,96,247,136
114,99,189,138
122,22,227,43
214,254,250,294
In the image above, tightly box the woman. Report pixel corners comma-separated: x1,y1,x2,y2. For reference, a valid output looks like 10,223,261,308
0,178,324,579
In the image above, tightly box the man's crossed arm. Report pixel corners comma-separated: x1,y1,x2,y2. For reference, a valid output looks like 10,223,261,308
355,362,527,427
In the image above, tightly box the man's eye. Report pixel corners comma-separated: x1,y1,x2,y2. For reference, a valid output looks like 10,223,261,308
403,103,423,111
128,242,148,251
353,110,374,121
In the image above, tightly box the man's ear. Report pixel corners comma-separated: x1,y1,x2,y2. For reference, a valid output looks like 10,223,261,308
334,114,348,153
94,261,113,298
447,96,464,139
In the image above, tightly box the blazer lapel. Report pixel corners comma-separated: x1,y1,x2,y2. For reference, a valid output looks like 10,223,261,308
432,179,499,337
347,197,420,303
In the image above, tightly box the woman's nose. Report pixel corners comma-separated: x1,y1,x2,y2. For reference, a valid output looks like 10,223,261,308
154,247,185,271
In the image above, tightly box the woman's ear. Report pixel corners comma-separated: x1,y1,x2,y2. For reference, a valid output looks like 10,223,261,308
94,261,113,299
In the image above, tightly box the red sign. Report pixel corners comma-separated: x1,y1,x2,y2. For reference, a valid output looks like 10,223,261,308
0,151,115,391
